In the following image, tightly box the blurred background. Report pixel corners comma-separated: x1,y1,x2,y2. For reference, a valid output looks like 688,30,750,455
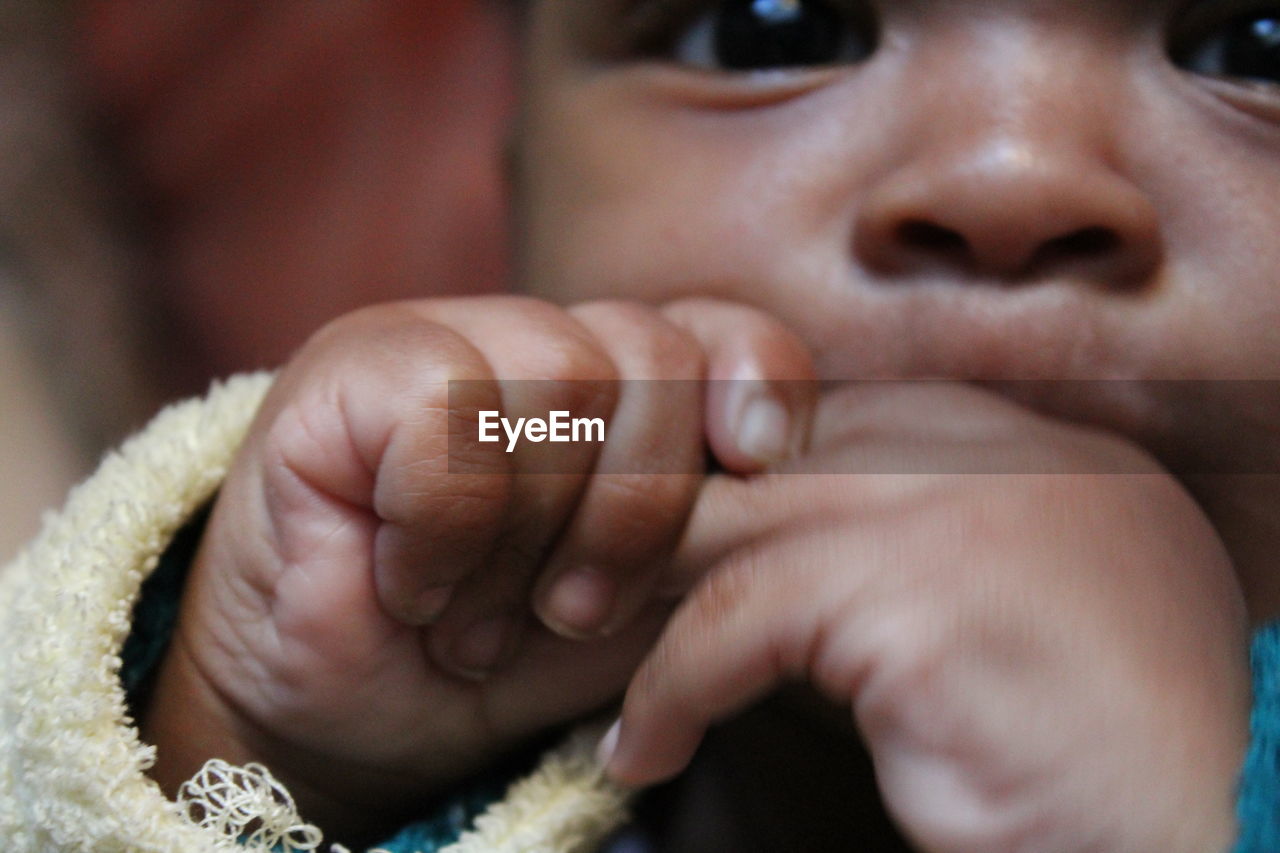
1,0,518,560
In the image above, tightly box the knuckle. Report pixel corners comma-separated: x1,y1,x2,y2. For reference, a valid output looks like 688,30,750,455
661,298,812,379
855,614,952,736
305,302,447,357
640,325,705,381
662,296,773,335
305,302,406,345
531,344,596,385
519,312,617,384
659,296,736,320
686,556,762,635
570,299,646,321
383,462,513,525
482,293,553,314
575,301,707,380
307,306,490,394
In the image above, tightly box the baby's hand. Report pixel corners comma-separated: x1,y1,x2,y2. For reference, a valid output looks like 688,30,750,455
140,296,813,845
605,381,1250,853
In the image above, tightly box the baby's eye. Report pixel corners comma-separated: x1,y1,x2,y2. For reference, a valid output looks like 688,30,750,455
1171,6,1280,86
670,0,875,71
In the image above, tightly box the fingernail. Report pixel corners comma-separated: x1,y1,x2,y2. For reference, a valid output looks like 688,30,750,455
448,616,509,679
736,390,791,465
596,719,621,768
411,584,454,625
401,584,458,625
541,567,616,639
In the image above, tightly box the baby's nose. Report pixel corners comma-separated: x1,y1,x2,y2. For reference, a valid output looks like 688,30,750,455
853,137,1162,286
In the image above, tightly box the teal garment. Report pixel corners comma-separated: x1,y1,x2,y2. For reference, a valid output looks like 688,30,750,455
120,505,206,702
120,509,504,853
366,779,505,853
1235,619,1280,852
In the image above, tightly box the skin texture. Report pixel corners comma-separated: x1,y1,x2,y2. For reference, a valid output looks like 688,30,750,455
143,297,817,847
510,0,1278,848
606,382,1248,852
516,0,1280,618
133,0,1280,849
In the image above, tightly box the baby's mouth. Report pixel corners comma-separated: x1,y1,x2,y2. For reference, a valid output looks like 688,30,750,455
811,276,1128,384
800,275,1197,456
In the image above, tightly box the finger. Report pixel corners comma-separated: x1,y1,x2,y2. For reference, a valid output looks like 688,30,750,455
660,383,1046,596
408,297,619,676
258,304,516,628
533,301,706,640
602,533,861,787
661,299,817,474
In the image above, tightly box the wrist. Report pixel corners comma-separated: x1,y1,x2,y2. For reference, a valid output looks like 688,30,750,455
139,633,257,794
141,632,425,849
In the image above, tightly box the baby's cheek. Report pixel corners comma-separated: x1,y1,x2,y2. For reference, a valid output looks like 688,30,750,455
524,174,775,309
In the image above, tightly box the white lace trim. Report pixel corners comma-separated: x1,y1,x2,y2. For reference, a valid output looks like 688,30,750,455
175,760,324,852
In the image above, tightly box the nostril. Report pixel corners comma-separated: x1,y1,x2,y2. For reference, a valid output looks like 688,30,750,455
1036,226,1120,264
896,220,968,255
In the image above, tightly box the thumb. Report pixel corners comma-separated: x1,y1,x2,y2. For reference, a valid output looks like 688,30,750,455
660,299,817,473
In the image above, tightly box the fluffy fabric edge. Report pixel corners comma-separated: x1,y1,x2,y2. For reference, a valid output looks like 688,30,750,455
0,372,276,852
436,722,630,853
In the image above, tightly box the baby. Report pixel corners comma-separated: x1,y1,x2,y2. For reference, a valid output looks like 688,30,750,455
8,0,1280,851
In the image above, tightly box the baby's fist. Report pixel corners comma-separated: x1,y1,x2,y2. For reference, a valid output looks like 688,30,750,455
141,296,812,845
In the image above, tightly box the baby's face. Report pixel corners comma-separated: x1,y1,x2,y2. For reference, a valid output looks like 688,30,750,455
516,0,1280,471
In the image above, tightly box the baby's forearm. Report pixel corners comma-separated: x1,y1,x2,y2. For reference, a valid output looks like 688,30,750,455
142,635,252,795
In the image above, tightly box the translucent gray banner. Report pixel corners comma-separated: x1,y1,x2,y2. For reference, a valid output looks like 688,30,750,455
444,379,1280,475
